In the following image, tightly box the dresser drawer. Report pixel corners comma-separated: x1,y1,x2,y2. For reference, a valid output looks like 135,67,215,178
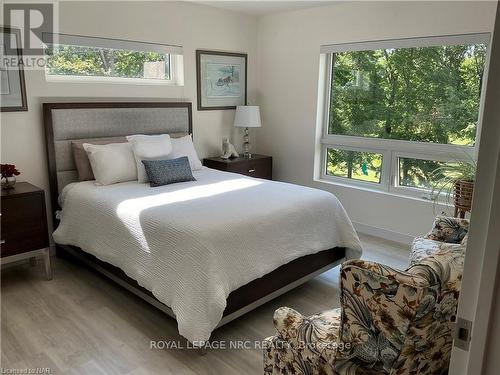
1,192,49,257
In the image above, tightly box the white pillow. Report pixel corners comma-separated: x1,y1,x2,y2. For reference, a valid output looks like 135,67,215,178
126,134,173,183
82,142,137,185
170,135,203,171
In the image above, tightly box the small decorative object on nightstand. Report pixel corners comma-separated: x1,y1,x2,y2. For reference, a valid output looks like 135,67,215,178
204,154,272,180
234,105,261,158
1,182,52,279
1,163,21,189
221,138,239,159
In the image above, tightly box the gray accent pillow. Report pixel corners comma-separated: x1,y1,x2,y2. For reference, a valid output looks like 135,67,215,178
71,136,127,181
142,157,196,187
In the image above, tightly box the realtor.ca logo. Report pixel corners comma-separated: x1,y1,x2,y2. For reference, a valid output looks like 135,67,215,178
2,1,58,69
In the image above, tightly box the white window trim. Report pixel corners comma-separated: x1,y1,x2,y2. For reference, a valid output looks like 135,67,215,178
45,74,175,85
320,33,490,54
317,33,491,199
42,33,183,55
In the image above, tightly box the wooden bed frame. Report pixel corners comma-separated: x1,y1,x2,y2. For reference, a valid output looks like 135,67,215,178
43,101,346,331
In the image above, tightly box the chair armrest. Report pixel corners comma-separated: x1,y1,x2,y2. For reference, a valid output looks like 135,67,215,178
343,259,430,287
410,237,463,266
267,307,342,375
272,307,342,349
425,216,469,243
407,246,465,289
335,260,428,368
272,306,306,344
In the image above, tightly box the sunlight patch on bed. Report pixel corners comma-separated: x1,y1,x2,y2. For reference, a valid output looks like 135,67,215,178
116,178,263,252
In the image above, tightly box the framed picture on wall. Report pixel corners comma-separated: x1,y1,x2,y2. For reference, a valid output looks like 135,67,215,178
0,27,28,112
196,50,247,110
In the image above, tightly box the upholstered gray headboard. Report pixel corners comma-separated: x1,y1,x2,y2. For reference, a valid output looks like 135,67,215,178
43,102,192,219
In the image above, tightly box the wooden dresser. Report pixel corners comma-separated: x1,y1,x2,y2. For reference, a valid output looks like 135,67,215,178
1,182,52,279
203,154,272,180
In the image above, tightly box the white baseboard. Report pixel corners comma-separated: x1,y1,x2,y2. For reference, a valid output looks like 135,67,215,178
353,221,414,245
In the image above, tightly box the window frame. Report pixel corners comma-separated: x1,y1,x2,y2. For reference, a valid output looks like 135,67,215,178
42,33,184,85
318,33,491,199
389,150,474,198
321,144,389,190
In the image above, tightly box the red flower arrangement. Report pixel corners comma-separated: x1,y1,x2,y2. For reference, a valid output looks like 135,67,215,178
1,164,21,178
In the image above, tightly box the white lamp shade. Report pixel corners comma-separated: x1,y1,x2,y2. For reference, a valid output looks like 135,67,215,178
234,106,261,128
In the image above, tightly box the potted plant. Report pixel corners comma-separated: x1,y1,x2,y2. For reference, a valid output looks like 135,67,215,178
429,159,476,217
1,164,20,189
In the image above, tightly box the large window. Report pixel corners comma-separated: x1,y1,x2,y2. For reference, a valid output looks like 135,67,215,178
319,34,489,197
43,34,183,84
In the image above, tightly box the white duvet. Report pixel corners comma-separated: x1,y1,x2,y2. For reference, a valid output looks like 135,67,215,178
54,167,362,343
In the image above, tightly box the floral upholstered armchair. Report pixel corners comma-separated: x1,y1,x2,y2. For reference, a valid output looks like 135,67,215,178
263,216,468,375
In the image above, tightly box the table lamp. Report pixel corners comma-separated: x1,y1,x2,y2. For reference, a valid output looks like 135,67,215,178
234,105,261,158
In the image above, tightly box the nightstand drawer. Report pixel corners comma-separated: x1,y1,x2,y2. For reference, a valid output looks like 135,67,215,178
204,154,273,180
228,161,272,179
1,192,49,257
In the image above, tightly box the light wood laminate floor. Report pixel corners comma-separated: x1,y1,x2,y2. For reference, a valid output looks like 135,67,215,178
1,234,409,374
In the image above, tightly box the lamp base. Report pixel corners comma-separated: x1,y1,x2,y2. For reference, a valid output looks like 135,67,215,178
242,127,252,159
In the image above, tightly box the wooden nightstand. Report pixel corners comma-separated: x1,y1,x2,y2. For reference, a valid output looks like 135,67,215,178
203,154,272,180
1,182,52,279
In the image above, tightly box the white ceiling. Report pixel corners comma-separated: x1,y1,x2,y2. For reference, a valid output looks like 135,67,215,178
192,1,340,16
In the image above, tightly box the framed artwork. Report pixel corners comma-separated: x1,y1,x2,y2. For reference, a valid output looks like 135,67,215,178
1,27,28,112
196,50,247,110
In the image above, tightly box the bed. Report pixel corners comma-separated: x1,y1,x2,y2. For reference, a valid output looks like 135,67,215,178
43,102,362,344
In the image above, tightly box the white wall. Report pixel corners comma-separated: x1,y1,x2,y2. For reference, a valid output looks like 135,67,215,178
0,1,257,219
255,1,497,239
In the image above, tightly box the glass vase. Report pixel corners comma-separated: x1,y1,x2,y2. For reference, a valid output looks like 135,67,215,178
1,176,16,189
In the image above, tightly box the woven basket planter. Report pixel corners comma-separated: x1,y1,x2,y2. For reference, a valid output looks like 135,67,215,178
454,180,474,217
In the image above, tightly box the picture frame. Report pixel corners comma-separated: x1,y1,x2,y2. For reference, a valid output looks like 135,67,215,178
1,26,28,112
196,50,247,111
